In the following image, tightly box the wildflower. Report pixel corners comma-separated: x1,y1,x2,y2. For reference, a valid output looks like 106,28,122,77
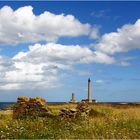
20,127,24,130
5,125,8,128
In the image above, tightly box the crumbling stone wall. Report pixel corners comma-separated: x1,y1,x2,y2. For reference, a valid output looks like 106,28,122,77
13,96,49,118
60,102,90,119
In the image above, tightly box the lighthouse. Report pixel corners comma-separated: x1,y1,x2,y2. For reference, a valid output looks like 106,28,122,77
88,78,92,103
81,78,96,103
69,93,76,103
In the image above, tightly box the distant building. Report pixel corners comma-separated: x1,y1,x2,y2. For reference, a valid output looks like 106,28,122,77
81,78,96,103
69,93,77,103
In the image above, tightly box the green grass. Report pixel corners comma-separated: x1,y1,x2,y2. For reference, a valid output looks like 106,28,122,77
0,104,140,139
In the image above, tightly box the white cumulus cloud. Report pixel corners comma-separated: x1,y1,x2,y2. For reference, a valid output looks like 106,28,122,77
0,5,94,45
96,19,140,54
1,6,140,90
13,43,115,65
0,43,114,90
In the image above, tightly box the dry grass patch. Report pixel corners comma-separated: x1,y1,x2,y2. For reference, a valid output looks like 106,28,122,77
0,104,140,139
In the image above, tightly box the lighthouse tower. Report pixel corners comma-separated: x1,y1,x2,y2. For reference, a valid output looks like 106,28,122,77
81,78,96,103
88,78,92,103
69,93,76,103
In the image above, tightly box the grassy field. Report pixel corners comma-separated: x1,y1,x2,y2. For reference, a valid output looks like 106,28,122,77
0,104,140,139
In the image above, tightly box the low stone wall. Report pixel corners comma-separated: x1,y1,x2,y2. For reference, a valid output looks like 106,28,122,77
13,96,49,118
60,102,90,119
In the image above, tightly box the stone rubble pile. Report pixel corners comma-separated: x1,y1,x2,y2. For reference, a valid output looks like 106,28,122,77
13,96,49,118
60,108,77,119
60,102,90,119
76,101,90,113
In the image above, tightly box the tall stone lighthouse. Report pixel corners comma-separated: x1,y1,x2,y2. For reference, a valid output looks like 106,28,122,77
88,78,92,103
81,78,96,103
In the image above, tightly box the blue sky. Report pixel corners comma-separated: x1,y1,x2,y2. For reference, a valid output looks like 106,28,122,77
0,1,140,102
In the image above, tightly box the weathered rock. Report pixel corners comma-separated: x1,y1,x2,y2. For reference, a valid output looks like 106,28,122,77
60,108,76,119
70,108,77,113
77,102,89,112
76,102,90,117
61,108,68,113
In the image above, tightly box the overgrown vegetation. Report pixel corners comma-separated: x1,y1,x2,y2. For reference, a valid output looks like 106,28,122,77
0,104,140,139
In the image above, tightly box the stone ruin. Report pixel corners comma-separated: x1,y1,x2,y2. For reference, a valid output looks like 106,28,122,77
13,96,49,118
13,97,91,119
60,102,90,119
